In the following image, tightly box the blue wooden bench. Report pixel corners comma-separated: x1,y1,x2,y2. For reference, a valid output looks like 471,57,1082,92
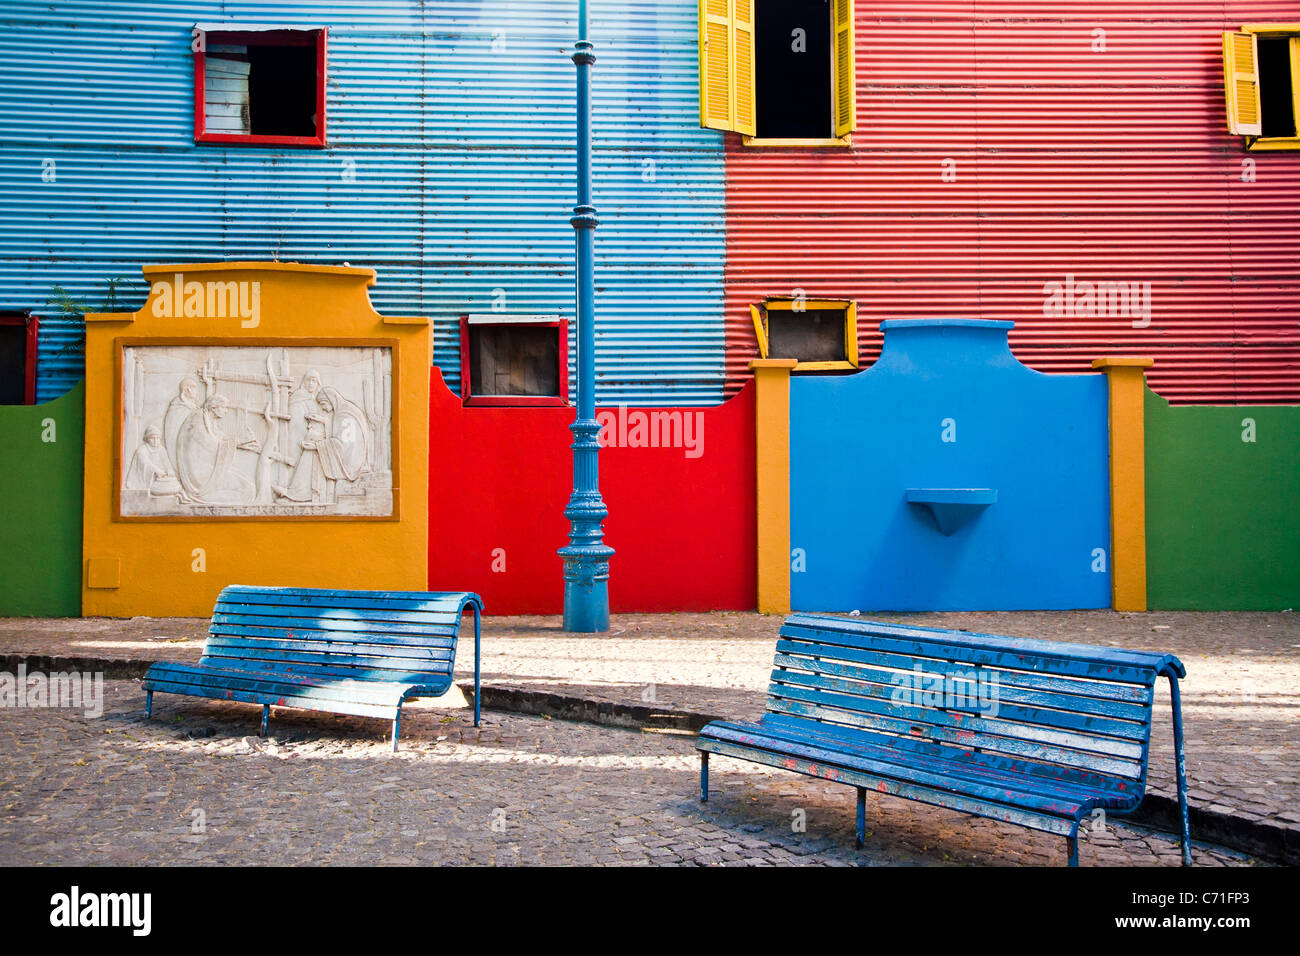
144,585,482,751
698,613,1190,866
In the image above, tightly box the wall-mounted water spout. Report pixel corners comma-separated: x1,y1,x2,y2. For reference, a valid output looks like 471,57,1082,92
905,488,997,536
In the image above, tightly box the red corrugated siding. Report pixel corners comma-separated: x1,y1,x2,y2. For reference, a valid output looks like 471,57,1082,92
724,1,1300,403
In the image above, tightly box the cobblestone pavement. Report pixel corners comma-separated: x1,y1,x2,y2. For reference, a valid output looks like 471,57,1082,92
2,609,1297,846
0,681,1257,866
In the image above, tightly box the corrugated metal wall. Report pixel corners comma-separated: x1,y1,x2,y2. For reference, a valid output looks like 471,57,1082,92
0,1,726,405
724,1,1300,404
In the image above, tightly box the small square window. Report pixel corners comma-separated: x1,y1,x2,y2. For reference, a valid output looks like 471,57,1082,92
459,315,569,407
0,312,37,405
194,27,327,147
750,298,858,371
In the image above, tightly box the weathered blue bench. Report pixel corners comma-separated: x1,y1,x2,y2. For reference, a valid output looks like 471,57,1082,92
144,585,482,751
698,614,1190,866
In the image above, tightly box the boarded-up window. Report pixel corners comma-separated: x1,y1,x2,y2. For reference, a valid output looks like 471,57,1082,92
768,308,847,363
204,47,251,135
460,317,569,406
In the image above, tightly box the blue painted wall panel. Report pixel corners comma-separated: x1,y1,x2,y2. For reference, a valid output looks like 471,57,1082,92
789,320,1111,611
0,0,725,405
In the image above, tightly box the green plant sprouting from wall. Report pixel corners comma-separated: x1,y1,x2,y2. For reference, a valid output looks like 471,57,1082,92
44,276,138,359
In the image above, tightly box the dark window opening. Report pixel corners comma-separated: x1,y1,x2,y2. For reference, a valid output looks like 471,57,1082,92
1258,37,1296,138
469,325,561,398
767,307,847,363
247,44,318,137
755,0,833,138
0,314,33,405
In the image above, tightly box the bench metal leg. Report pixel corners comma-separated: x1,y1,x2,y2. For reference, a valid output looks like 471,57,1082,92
1169,674,1192,866
700,752,709,802
1067,835,1079,867
260,704,269,737
855,787,866,848
391,709,402,753
473,604,481,728
144,690,152,720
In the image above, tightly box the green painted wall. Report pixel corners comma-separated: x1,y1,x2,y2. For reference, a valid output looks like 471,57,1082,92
1145,388,1300,610
0,383,84,616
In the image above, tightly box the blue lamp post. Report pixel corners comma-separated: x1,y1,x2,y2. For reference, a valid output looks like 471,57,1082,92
558,0,613,632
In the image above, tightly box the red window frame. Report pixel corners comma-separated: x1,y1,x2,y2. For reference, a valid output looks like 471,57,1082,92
459,316,570,408
0,311,38,405
193,28,327,148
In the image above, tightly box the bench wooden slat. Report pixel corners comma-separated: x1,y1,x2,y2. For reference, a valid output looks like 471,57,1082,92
775,638,1154,704
780,618,1161,686
209,623,458,649
770,668,1151,742
758,712,1143,793
772,651,1153,722
220,585,476,608
764,671,1154,754
728,715,1142,802
766,693,1146,776
702,722,1135,817
212,610,460,636
783,614,1185,679
700,737,1077,838
199,653,454,686
215,601,464,627
144,678,402,721
206,634,455,662
146,663,422,708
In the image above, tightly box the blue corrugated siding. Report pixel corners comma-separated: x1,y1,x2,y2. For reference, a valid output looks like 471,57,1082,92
0,0,725,405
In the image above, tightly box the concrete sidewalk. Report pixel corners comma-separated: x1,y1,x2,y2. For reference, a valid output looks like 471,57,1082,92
2,608,1296,862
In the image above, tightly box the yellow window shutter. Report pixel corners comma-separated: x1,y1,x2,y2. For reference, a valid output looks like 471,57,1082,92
833,0,856,136
750,304,768,357
732,0,756,136
1222,31,1263,136
698,0,756,135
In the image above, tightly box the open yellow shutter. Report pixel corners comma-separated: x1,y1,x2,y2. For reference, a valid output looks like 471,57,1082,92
732,0,756,136
1222,31,1263,136
699,0,732,130
833,0,856,136
698,0,755,135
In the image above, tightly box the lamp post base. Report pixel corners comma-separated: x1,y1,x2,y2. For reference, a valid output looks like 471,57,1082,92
561,574,610,633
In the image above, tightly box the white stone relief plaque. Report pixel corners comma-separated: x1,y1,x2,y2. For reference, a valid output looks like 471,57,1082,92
120,345,394,517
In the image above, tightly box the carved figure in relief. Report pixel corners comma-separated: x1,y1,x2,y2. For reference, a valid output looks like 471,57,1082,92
162,376,202,463
123,425,188,500
174,393,260,504
274,387,371,503
315,387,371,483
287,369,322,456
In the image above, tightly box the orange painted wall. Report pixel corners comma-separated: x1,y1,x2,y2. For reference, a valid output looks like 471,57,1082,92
81,262,430,617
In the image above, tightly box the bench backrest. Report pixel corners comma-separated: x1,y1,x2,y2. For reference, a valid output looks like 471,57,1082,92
769,614,1185,795
203,585,483,689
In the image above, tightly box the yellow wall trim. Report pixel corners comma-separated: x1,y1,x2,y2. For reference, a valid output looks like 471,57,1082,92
751,358,797,614
1092,357,1153,612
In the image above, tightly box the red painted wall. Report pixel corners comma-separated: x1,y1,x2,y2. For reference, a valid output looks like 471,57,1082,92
725,2,1300,404
428,369,756,614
